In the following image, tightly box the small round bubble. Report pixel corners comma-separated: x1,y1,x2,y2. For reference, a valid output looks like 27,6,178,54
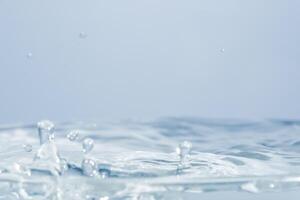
23,144,32,152
67,130,79,141
82,138,94,153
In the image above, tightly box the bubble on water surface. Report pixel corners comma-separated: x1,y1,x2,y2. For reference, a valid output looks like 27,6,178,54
37,120,55,145
82,138,94,154
23,144,32,152
81,158,98,177
67,130,80,141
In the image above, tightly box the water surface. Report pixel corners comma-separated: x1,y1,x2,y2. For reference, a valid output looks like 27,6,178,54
1,118,300,199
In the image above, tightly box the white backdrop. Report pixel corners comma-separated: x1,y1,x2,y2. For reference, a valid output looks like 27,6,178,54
0,0,299,123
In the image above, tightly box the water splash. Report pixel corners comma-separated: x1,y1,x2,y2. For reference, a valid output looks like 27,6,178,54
1,118,300,199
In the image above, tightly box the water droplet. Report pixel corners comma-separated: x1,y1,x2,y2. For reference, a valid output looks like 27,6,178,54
81,158,98,177
79,32,87,39
220,48,225,53
27,52,33,58
23,144,32,152
82,138,94,154
37,120,55,145
67,130,80,141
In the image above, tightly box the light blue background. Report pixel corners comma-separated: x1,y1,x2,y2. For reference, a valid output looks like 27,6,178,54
0,0,299,123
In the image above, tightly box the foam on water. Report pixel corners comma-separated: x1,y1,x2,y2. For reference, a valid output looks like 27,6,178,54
0,118,300,199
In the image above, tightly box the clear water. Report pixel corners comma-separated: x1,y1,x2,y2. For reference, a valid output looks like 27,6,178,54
1,117,300,199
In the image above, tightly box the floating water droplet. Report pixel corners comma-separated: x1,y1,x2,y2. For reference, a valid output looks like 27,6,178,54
79,32,87,39
23,144,32,152
81,158,98,177
220,48,225,53
82,138,94,154
37,120,55,145
67,130,80,141
27,52,33,58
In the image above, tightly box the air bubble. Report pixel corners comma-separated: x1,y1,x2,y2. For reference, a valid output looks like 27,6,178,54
23,144,32,152
81,158,98,177
82,138,94,154
67,130,79,141
37,120,55,145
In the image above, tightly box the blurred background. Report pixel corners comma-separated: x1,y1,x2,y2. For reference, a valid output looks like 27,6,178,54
0,0,299,124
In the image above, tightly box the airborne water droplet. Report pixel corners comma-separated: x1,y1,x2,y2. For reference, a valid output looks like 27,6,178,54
27,52,33,59
37,120,55,145
220,48,225,53
82,138,94,154
79,32,87,39
67,130,79,141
